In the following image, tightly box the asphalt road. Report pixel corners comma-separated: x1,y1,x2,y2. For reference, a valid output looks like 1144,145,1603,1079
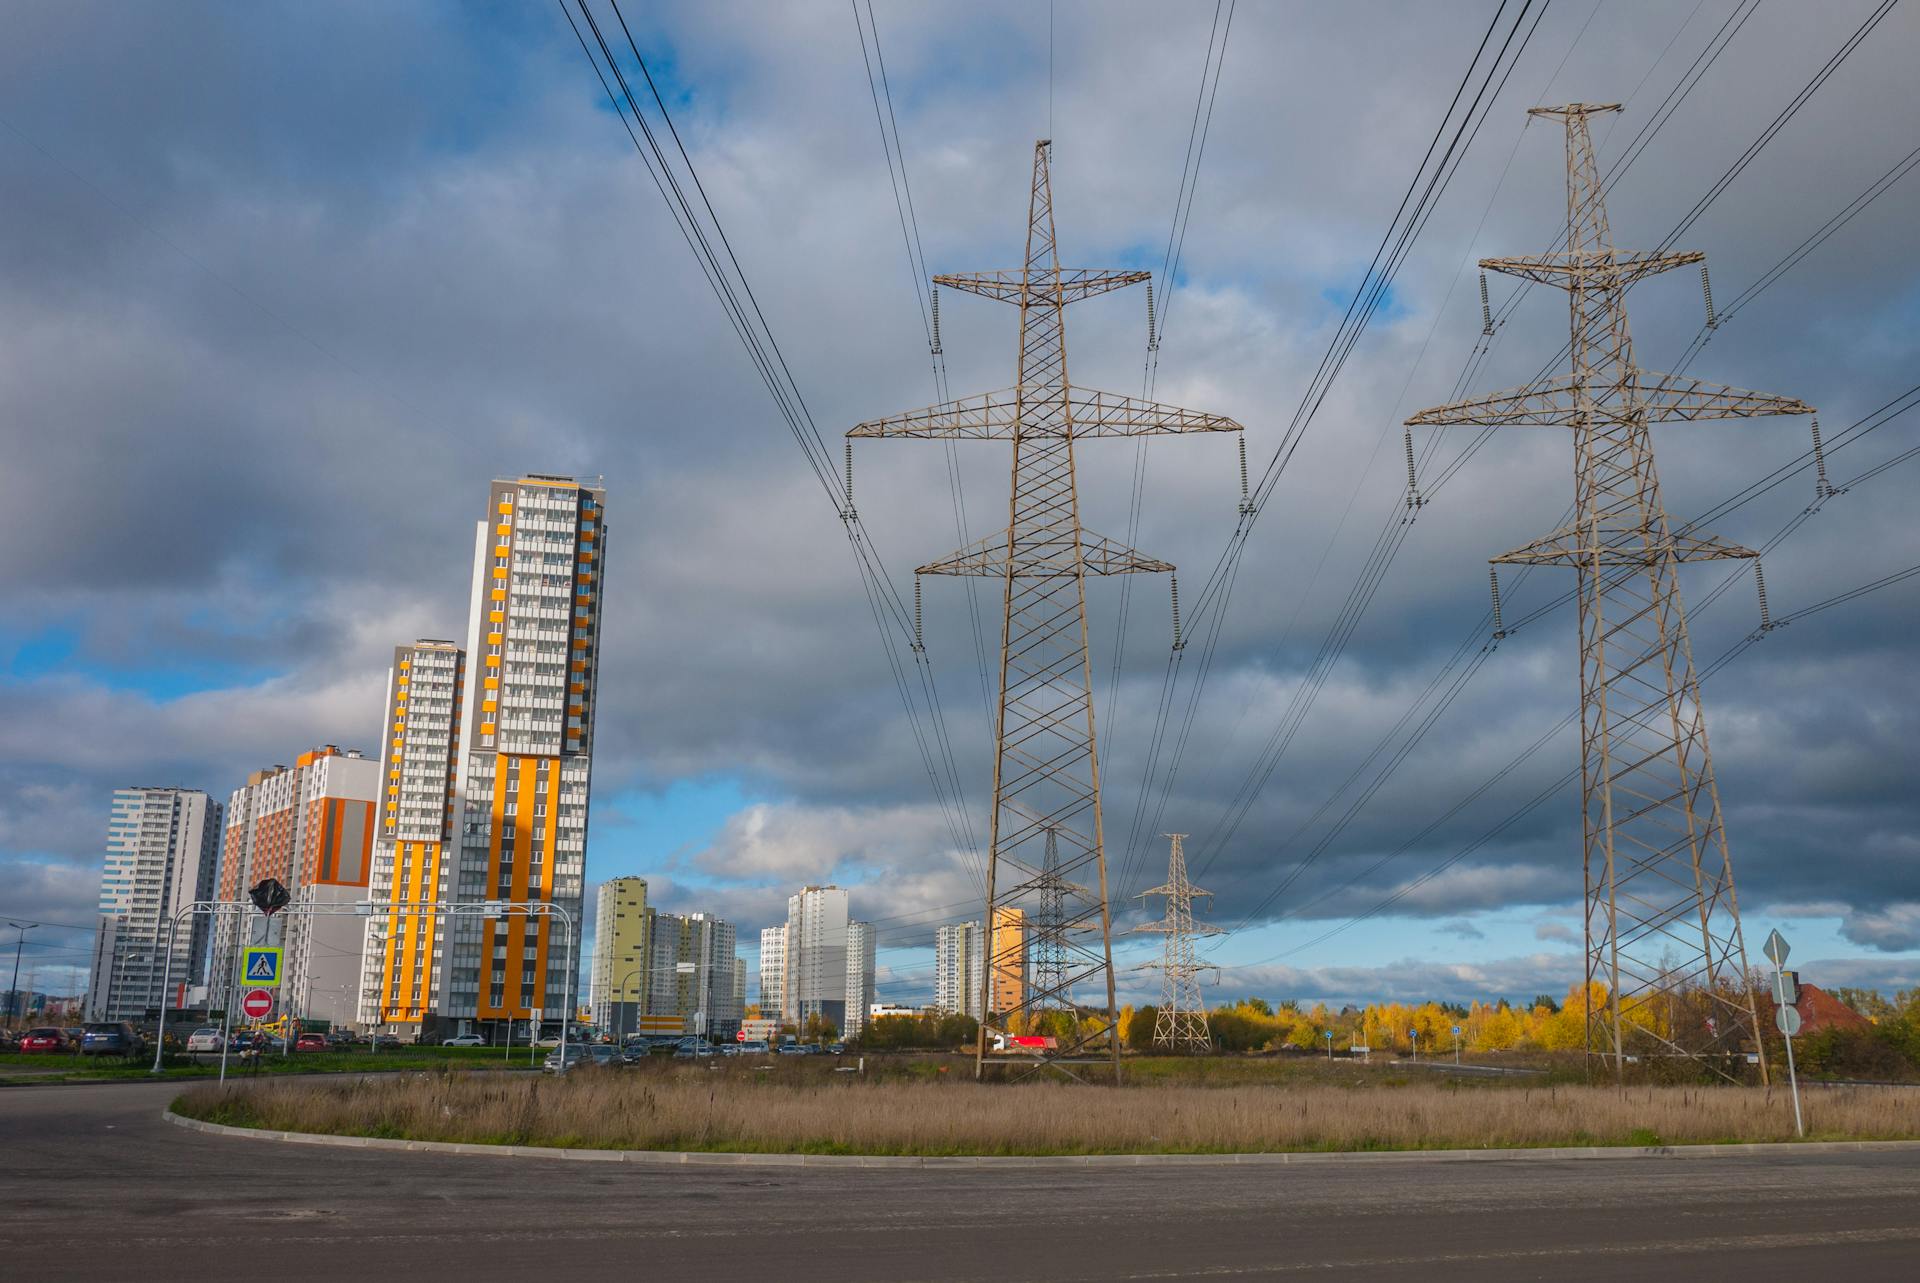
4,1080,1919,1281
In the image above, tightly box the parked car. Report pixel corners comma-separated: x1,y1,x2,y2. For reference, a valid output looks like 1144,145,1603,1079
442,1033,486,1047
827,1043,846,1055
738,1040,771,1055
19,1027,67,1053
184,1027,225,1053
370,1034,402,1049
776,1042,811,1056
81,1022,148,1057
533,1034,563,1048
295,1032,328,1051
541,1044,595,1074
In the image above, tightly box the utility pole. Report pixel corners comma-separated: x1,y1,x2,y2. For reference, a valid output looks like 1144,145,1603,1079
851,140,1242,1082
1408,104,1812,1084
6,922,36,1027
1134,834,1222,1053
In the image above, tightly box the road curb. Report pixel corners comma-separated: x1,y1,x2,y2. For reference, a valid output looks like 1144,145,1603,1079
159,1109,1920,1169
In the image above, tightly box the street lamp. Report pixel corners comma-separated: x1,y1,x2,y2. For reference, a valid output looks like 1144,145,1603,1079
6,922,37,1027
112,947,151,1025
615,967,645,1045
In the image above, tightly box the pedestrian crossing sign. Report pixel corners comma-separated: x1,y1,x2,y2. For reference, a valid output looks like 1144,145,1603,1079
243,946,283,988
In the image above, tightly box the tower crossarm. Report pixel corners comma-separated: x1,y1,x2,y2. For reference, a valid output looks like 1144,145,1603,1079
1482,248,1702,291
851,385,1243,440
1405,373,1812,428
1492,524,1758,568
917,529,1173,578
933,268,1149,305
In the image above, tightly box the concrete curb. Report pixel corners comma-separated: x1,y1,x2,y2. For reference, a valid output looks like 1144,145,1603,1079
159,1109,1920,1170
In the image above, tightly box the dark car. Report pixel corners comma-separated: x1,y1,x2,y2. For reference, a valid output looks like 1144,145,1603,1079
19,1027,67,1053
81,1022,147,1057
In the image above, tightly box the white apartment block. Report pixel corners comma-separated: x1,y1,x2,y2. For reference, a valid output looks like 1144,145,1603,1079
758,923,786,1016
777,885,874,1039
844,919,876,1039
934,919,986,1021
436,475,605,1037
359,640,467,1029
89,788,222,1021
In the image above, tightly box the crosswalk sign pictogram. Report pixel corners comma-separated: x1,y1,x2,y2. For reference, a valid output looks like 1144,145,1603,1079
243,946,283,988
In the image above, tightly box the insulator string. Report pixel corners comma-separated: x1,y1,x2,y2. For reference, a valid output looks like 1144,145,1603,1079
930,285,943,356
1809,416,1836,501
1170,574,1183,651
1700,264,1718,330
1402,427,1425,517
1478,270,1494,336
1489,568,1506,640
1237,432,1251,514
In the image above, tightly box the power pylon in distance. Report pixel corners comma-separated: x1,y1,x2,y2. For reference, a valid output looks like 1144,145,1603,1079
1134,833,1222,1053
850,140,1243,1082
1407,104,1813,1083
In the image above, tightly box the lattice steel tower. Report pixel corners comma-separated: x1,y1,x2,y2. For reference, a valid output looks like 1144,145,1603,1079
1136,833,1222,1052
850,141,1242,1080
1408,105,1812,1082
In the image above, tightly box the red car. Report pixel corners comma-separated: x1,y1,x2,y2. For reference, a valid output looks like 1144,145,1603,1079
19,1027,67,1053
294,1032,328,1052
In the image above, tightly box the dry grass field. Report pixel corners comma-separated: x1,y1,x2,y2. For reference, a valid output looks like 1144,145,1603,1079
172,1062,1920,1155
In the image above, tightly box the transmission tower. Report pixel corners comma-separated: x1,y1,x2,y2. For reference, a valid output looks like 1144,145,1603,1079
1135,833,1222,1052
850,140,1242,1081
1031,825,1089,1013
1407,104,1812,1083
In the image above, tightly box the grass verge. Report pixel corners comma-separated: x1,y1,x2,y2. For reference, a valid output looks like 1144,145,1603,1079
169,1062,1920,1156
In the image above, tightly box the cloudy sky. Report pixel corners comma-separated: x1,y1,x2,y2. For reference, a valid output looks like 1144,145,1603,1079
3,1,1915,1009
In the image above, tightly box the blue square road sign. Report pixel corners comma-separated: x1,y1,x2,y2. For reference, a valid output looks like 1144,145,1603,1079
243,946,283,988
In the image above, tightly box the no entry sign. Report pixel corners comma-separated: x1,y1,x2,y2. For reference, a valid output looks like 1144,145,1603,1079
242,989,274,1020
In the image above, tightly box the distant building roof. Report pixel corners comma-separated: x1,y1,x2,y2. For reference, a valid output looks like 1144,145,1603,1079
1770,982,1873,1035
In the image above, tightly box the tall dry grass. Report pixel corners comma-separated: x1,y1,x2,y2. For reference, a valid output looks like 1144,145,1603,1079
172,1068,1920,1155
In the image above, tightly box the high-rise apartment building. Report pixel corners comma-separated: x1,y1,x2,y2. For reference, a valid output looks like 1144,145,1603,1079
644,910,740,1040
776,885,874,1038
758,924,786,1016
426,475,605,1039
359,640,466,1030
990,905,1027,1015
212,747,377,1026
89,788,222,1021
844,919,876,1039
589,876,650,1032
934,920,986,1021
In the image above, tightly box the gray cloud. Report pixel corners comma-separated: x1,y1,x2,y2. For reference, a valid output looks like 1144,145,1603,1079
2,3,1916,1004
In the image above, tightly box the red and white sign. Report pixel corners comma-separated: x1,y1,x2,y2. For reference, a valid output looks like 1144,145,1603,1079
241,989,275,1020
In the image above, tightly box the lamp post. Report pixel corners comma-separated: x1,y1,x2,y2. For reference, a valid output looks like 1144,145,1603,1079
615,967,645,1045
6,922,37,1028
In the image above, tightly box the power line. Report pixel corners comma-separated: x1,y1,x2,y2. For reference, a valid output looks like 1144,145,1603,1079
1163,1,1905,902
557,1,984,883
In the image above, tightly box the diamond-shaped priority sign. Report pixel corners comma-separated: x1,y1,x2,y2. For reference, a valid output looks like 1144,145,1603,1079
1762,929,1791,968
